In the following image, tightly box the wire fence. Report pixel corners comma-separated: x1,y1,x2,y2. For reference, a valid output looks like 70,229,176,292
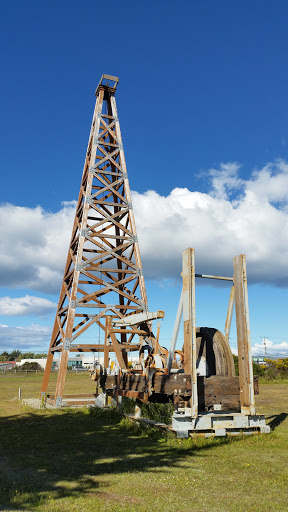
0,369,90,375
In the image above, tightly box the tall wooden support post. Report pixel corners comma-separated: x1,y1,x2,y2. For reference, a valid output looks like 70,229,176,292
40,352,54,396
182,248,198,417
41,75,148,406
104,317,109,369
233,254,255,415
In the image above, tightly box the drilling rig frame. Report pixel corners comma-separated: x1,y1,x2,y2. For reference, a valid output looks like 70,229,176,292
41,75,270,438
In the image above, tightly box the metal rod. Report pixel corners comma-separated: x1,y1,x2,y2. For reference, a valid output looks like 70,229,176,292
195,273,233,282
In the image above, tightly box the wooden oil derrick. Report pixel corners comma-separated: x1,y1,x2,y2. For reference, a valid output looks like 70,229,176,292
41,75,152,406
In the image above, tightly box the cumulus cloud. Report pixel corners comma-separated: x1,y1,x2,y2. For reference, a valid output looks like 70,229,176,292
252,338,288,357
133,159,288,286
0,296,57,316
0,201,76,293
0,160,288,293
0,323,51,352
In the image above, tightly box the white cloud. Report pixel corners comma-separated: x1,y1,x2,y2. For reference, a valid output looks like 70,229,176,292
0,296,57,316
0,160,288,294
0,323,51,352
133,159,288,286
252,338,288,357
0,201,76,293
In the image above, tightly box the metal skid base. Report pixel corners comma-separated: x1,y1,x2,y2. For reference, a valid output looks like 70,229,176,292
172,410,271,438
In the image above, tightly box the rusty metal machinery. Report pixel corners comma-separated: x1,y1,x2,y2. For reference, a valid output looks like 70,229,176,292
41,75,270,437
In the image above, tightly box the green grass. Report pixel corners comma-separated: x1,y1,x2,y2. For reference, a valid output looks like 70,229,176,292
0,374,287,511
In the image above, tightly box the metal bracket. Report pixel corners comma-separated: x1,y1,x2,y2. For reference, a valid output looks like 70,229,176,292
64,338,71,351
75,263,83,271
113,116,118,122
81,228,90,237
143,303,149,312
122,172,128,179
93,137,99,145
55,396,62,409
118,143,123,150
70,300,77,309
97,112,102,118
85,196,93,205
127,202,133,209
131,235,138,243
137,269,144,277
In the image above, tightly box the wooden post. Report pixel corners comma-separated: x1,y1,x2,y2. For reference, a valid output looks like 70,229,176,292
233,254,255,415
104,317,109,368
182,248,197,417
40,352,54,396
107,318,128,370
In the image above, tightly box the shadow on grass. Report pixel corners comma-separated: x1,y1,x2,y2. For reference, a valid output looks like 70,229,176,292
266,412,288,431
0,407,238,510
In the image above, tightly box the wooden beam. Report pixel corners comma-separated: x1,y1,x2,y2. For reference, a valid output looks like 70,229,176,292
233,254,255,415
182,248,197,416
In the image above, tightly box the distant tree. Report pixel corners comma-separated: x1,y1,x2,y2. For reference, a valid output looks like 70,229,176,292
21,352,35,359
9,350,22,361
232,354,264,377
0,351,10,362
20,362,43,371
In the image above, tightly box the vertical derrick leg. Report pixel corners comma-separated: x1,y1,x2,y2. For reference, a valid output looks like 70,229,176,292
52,89,105,407
182,248,198,417
40,352,54,396
54,349,70,407
104,317,109,369
233,254,255,415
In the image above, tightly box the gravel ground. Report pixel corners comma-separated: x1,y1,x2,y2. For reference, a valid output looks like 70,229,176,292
21,398,54,409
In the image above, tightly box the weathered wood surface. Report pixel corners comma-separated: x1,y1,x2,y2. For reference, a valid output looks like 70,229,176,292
198,376,241,411
104,373,192,395
182,248,197,415
233,254,255,414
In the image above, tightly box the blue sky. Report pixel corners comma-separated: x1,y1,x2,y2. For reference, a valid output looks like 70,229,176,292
0,0,288,358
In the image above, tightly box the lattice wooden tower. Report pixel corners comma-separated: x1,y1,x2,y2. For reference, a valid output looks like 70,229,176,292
41,75,149,406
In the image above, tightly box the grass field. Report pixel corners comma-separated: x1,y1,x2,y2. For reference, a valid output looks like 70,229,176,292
0,373,287,511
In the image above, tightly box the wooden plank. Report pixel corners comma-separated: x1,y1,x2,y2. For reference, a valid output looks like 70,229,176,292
233,255,255,415
103,373,192,395
203,376,240,394
47,394,97,399
120,374,146,391
198,376,241,411
153,374,192,395
182,248,197,415
116,390,147,401
40,352,54,396
108,318,128,369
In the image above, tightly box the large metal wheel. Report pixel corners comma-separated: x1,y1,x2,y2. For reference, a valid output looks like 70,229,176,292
195,327,235,377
